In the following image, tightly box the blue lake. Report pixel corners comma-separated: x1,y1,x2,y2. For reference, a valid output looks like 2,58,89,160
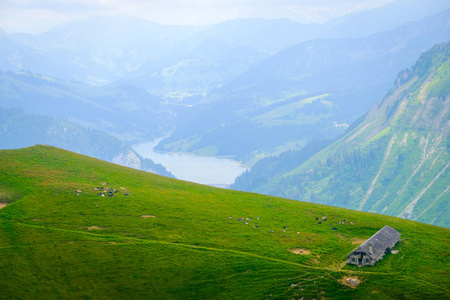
132,140,247,187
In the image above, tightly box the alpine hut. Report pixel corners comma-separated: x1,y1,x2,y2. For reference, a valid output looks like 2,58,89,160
347,225,400,267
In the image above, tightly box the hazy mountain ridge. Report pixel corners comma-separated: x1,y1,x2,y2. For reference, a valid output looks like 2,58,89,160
236,42,450,228
321,0,450,38
126,39,270,96
0,70,177,141
0,107,174,177
3,0,449,88
8,16,202,85
156,9,450,161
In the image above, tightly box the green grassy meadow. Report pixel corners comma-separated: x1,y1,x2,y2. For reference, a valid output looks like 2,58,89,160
0,145,449,299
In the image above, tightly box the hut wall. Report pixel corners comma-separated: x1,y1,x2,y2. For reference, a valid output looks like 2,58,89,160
347,252,375,266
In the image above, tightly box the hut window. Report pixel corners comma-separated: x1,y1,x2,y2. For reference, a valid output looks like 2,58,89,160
365,258,369,263
352,258,355,262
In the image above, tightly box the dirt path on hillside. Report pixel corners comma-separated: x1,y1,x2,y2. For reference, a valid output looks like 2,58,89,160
0,203,8,209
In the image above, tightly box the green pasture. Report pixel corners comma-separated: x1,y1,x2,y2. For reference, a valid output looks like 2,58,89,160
0,146,448,299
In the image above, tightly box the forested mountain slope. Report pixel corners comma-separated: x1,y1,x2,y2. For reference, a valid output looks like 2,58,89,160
0,108,173,178
234,42,450,228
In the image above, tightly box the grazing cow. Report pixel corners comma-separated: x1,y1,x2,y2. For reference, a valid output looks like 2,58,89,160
343,219,347,222
237,218,245,221
316,217,318,220
108,194,114,197
332,227,338,230
297,232,300,234
245,222,248,225
270,229,273,232
318,222,322,225
282,230,285,233
253,225,259,228
350,221,354,225
76,193,81,196
329,223,333,226
125,193,130,196
283,226,287,229
229,216,232,219
256,217,259,220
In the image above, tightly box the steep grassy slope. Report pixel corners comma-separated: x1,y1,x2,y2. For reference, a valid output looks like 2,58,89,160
0,145,448,299
250,42,450,228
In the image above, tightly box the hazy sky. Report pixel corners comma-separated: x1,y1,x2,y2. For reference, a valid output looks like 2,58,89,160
1,0,397,34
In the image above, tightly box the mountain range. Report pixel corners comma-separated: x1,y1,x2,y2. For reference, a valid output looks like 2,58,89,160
0,0,449,228
233,42,450,228
156,8,450,161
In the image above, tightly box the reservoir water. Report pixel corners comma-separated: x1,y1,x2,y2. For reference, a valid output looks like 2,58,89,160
132,140,247,187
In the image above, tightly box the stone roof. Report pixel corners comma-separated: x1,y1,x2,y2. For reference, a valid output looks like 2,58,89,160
349,225,401,259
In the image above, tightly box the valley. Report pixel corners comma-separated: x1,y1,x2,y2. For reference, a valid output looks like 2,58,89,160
1,2,450,298
1,3,449,227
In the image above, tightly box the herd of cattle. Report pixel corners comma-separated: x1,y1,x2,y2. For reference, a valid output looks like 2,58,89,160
75,183,131,197
229,214,355,233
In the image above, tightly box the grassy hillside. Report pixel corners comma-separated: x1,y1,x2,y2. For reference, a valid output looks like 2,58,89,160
235,42,450,228
0,145,449,299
